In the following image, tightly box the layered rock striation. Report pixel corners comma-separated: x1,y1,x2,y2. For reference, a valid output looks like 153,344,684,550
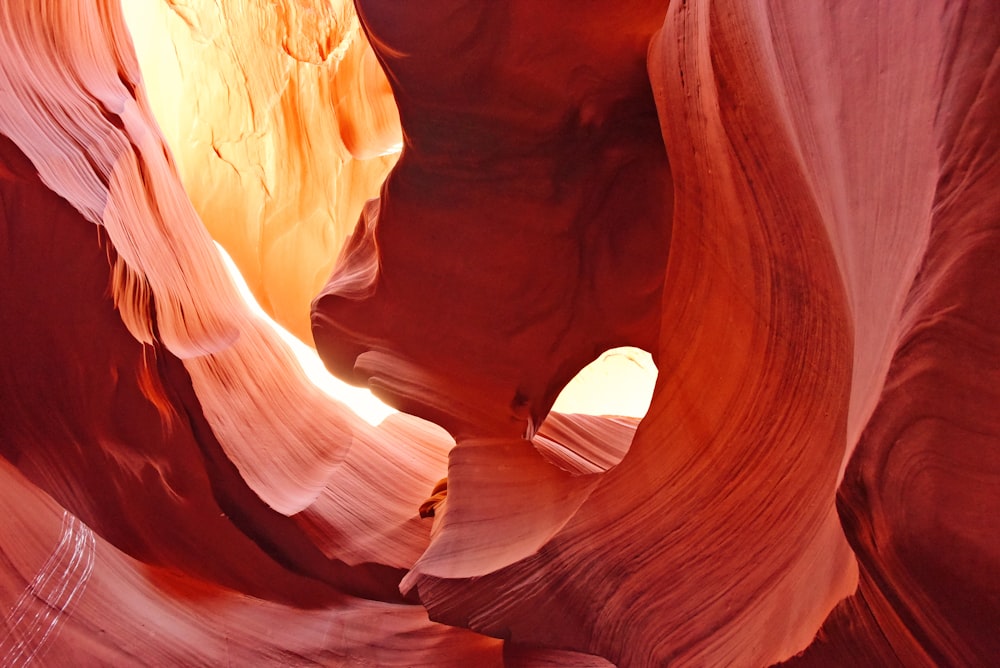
0,0,997,666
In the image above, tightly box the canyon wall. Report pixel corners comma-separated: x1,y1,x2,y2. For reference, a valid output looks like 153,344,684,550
1,0,997,666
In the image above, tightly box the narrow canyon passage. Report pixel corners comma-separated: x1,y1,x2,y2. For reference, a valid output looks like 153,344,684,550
0,1,997,666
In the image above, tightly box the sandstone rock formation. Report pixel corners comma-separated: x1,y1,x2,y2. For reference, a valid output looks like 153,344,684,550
122,0,402,346
1,0,997,666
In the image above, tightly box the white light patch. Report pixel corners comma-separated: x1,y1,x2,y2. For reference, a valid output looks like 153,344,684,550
552,347,657,419
215,243,396,427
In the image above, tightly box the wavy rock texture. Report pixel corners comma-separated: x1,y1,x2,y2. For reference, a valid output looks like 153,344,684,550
0,1,499,665
121,0,401,345
1,1,997,668
316,0,998,665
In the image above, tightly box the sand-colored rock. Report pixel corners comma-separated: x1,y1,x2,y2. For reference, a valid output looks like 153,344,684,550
122,0,400,345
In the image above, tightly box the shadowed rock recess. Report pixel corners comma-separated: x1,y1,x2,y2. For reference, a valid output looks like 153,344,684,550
0,1,996,666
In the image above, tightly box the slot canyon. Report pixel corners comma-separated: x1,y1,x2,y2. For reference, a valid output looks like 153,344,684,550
1,1,997,666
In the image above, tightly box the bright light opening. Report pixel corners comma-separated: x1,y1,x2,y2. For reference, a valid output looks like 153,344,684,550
551,347,657,418
216,243,396,427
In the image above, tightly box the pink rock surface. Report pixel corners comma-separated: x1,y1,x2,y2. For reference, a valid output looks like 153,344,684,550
1,0,997,666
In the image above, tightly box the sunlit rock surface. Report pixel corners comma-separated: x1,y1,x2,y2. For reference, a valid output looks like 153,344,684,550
1,0,997,667
122,0,401,345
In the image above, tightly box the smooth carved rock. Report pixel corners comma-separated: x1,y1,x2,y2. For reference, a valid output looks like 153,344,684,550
123,0,401,345
312,0,673,439
0,0,997,665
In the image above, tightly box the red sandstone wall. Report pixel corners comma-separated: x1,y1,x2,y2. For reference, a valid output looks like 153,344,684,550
0,0,997,666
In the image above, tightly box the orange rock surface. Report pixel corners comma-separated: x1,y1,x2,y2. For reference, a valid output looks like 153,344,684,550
0,0,997,666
